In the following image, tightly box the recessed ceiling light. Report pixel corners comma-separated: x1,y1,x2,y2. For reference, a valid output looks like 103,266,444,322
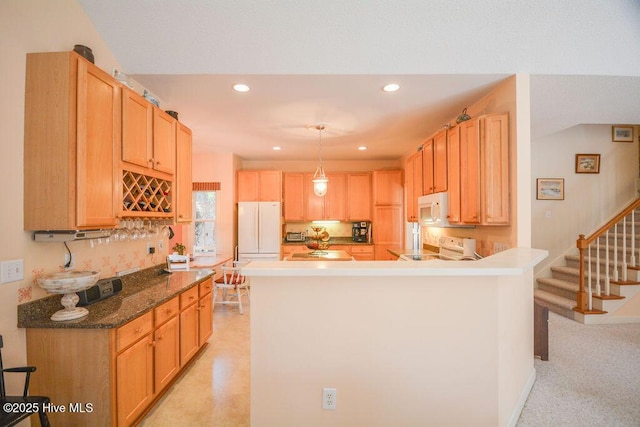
358,146,368,151
382,83,400,92
273,146,282,151
233,83,250,92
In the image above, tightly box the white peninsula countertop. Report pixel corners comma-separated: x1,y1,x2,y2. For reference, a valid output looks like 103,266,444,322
243,247,547,277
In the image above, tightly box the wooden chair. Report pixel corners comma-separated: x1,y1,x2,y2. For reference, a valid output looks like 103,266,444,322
213,261,249,314
0,335,51,427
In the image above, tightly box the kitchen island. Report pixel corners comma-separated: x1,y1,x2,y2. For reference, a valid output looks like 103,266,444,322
244,248,547,427
286,249,353,261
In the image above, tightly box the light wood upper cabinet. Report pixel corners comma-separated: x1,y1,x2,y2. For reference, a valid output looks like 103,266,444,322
422,139,434,194
481,113,510,225
446,126,461,224
304,173,347,220
175,122,193,223
122,87,152,169
460,120,481,224
373,170,403,206
152,109,176,175
406,151,423,222
283,173,305,221
446,114,509,226
433,128,448,193
346,173,372,221
122,88,175,176
237,170,282,202
24,51,120,230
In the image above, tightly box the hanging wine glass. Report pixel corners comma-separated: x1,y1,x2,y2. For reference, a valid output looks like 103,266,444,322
129,218,139,241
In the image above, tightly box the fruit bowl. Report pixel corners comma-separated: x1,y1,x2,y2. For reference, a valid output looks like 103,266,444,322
37,270,100,321
306,241,329,251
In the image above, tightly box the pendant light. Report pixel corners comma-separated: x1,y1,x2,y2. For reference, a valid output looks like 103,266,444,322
312,124,329,197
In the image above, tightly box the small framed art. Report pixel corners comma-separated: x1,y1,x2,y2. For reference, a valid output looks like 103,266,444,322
575,154,600,174
612,125,634,142
536,178,564,200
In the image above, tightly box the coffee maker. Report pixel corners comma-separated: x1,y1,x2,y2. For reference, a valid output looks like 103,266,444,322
352,221,371,243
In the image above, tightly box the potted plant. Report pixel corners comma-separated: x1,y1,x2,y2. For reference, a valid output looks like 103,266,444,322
172,243,186,255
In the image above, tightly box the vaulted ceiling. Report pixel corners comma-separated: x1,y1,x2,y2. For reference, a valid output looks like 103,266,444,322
78,0,640,160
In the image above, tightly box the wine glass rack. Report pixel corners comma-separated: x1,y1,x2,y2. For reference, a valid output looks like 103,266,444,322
122,170,173,218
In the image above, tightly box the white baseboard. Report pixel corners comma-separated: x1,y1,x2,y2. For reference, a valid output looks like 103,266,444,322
507,367,536,427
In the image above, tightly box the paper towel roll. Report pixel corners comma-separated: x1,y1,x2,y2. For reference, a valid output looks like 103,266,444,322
463,238,476,258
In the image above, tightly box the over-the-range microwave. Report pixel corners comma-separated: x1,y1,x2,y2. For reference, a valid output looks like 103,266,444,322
418,192,474,228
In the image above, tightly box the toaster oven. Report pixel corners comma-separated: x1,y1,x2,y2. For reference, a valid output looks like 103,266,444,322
285,231,306,242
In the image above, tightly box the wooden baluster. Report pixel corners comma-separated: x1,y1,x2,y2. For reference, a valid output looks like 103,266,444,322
632,210,637,267
588,242,593,310
605,230,611,296
613,224,619,282
576,234,589,312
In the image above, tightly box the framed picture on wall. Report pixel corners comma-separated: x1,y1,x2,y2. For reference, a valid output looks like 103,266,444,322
536,178,564,200
575,154,600,174
612,125,634,142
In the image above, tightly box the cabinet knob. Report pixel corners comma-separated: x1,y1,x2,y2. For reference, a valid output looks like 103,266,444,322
135,327,143,334
148,341,156,347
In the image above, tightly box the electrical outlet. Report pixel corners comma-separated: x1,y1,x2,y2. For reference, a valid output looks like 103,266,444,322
147,243,155,254
64,253,75,270
322,388,336,410
158,240,164,250
1,259,24,284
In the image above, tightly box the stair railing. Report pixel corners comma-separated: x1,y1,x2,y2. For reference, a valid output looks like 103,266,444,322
576,198,640,312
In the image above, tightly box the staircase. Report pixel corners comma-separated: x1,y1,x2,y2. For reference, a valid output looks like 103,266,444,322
535,201,640,324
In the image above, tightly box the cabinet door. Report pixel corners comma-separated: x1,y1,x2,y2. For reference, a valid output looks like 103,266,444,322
481,113,510,225
154,315,180,392
433,129,448,193
152,109,176,175
176,123,193,223
237,170,259,202
122,87,152,169
117,334,154,427
199,295,213,345
304,173,325,219
180,303,200,365
76,59,119,228
258,170,282,201
283,173,305,221
324,173,347,220
373,170,403,206
422,140,434,195
347,173,372,221
446,126,461,224
460,120,481,224
406,152,422,222
373,205,403,260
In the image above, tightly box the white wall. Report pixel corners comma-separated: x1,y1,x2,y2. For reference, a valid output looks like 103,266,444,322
532,124,639,274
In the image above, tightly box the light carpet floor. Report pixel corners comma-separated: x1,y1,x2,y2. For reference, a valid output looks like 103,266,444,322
517,312,640,426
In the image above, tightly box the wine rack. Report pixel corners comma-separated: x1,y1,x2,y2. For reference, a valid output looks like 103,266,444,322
122,170,173,217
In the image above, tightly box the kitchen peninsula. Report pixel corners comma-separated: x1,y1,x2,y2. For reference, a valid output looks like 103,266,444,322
245,248,547,426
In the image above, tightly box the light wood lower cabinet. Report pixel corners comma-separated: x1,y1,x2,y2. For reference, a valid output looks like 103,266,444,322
180,286,200,365
25,281,213,427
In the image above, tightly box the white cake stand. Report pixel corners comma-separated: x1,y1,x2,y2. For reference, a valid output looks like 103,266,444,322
37,271,100,321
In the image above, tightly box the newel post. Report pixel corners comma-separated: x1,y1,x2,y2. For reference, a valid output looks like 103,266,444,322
575,234,589,312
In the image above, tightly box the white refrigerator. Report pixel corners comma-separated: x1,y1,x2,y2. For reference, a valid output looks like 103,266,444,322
237,201,281,262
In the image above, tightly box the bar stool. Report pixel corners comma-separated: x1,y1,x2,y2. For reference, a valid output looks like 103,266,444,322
213,261,249,314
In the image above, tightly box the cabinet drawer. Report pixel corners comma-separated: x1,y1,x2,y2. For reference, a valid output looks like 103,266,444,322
199,278,213,297
155,296,179,327
180,286,199,310
350,245,374,254
117,311,153,352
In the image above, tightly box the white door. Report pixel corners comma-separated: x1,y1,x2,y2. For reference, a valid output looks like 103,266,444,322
238,202,259,254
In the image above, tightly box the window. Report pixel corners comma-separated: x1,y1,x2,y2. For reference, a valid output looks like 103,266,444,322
193,191,216,254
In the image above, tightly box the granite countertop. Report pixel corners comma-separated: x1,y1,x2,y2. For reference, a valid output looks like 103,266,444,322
18,265,214,329
283,237,372,246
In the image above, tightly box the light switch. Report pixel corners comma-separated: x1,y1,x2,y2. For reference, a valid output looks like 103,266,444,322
1,259,24,284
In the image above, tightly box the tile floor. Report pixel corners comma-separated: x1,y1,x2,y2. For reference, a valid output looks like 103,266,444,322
140,298,250,426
